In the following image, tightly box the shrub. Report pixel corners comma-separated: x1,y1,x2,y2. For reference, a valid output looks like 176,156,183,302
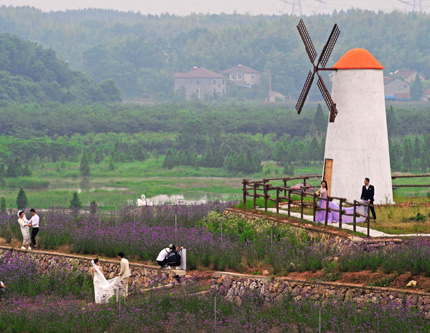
16,187,28,209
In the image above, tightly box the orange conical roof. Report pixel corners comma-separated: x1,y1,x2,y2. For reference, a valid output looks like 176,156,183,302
333,48,384,70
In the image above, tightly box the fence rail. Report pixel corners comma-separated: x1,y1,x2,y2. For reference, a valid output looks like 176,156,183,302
242,177,374,237
392,174,430,189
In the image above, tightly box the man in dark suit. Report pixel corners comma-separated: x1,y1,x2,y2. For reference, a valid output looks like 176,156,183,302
361,178,376,222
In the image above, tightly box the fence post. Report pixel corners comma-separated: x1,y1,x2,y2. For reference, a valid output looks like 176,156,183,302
287,189,291,217
324,196,329,226
353,200,357,233
312,193,317,222
276,187,280,214
303,177,307,189
339,199,343,230
242,179,247,208
253,183,257,209
264,185,268,212
367,202,370,238
283,178,287,197
300,191,304,220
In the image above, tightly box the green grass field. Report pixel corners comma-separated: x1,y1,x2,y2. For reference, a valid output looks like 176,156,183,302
1,157,428,210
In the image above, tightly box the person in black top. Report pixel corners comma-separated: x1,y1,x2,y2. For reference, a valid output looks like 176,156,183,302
360,178,376,222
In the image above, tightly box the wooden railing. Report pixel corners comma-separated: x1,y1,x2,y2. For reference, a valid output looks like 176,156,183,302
242,177,374,237
392,174,430,189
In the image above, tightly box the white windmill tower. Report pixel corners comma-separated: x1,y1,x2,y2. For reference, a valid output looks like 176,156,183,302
295,20,393,204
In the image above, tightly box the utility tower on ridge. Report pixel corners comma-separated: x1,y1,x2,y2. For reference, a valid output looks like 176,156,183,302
278,0,303,16
397,0,424,12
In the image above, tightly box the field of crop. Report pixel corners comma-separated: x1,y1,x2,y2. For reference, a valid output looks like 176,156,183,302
2,203,430,276
2,203,430,332
1,251,429,332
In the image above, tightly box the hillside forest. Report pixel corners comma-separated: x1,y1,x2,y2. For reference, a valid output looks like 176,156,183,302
0,7,430,101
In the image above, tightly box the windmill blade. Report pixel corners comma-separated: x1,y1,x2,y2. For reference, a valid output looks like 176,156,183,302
295,70,314,115
316,75,338,122
297,19,317,64
317,24,340,68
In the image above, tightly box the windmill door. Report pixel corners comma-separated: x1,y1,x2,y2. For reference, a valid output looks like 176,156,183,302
323,159,333,196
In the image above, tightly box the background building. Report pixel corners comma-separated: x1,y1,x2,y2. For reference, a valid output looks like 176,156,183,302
222,64,261,86
174,67,226,100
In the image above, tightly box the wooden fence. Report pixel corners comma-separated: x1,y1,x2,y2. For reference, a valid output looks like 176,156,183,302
392,174,430,189
242,176,374,237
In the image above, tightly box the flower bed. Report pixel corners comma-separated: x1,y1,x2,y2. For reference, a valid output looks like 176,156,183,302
1,203,430,277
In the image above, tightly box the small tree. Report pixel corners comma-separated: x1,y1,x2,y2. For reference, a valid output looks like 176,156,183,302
410,75,424,100
0,197,6,213
16,188,28,209
70,192,81,209
109,156,115,171
80,154,90,177
90,200,97,215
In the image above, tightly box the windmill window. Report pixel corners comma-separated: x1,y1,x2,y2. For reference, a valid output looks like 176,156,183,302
230,74,235,80
237,75,243,80
196,80,199,84
214,80,216,84
251,76,254,79
222,80,225,84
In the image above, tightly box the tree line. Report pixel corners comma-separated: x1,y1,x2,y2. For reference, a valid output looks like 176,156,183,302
1,102,429,139
1,7,430,101
0,32,121,103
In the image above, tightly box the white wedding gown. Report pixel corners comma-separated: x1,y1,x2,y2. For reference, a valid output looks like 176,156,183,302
92,260,119,304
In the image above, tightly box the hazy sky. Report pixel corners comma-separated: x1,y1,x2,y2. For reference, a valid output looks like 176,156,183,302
0,0,424,16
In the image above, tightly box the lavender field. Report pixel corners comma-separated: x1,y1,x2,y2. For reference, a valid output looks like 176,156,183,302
1,202,430,276
1,251,429,332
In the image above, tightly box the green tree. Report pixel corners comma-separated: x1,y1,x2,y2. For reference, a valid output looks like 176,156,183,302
0,197,6,213
70,192,81,209
100,79,122,102
80,154,90,176
413,137,421,160
386,105,397,137
163,148,176,169
410,76,424,100
311,104,327,135
16,188,28,209
108,156,115,171
90,200,97,215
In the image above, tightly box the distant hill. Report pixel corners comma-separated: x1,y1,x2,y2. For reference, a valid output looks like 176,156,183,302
0,32,121,103
0,7,429,101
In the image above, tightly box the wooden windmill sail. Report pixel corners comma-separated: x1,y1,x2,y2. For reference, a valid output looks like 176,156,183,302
295,19,340,122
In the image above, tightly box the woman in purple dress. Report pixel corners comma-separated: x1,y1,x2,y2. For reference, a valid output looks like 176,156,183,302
315,181,365,223
315,181,335,223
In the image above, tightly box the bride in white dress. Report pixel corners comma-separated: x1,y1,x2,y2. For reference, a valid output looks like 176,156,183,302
17,211,31,249
91,259,119,304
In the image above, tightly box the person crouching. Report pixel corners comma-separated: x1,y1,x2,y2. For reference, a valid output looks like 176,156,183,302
156,244,174,268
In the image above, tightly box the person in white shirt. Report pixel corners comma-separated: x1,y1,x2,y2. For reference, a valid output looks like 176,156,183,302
116,252,130,300
28,208,40,249
17,210,31,249
156,244,174,268
0,281,5,299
